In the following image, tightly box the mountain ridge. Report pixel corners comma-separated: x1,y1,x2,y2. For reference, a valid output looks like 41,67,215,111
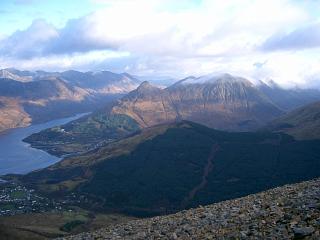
24,73,320,156
264,100,320,140
0,68,141,132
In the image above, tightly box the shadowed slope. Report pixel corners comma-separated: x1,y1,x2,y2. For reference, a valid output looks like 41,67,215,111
21,121,320,216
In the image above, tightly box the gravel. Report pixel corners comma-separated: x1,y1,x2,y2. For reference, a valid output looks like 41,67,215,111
59,178,320,239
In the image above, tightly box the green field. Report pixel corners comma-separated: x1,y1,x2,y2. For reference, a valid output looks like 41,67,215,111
0,208,134,240
23,113,140,156
10,190,27,199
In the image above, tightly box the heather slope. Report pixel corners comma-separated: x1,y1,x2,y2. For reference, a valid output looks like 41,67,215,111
265,101,320,140
21,121,320,216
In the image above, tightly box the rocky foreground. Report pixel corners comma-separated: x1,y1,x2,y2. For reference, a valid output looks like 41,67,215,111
61,179,320,239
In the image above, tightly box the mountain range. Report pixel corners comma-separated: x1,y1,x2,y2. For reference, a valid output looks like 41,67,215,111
24,73,320,156
264,101,320,140
0,68,141,132
2,69,320,238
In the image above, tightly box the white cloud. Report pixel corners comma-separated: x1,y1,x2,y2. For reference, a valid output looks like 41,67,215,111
0,19,58,58
0,0,319,87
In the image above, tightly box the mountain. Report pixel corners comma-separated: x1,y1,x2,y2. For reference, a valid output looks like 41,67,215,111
113,74,283,130
24,73,285,156
0,69,34,82
133,74,178,87
60,70,141,94
0,68,141,132
0,76,90,131
0,97,31,132
0,76,87,100
258,79,320,111
60,178,320,239
264,101,320,140
20,121,320,216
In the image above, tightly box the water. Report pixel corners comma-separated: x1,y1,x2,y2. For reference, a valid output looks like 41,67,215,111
0,113,89,175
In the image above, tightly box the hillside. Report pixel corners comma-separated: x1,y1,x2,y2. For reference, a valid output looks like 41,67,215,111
113,74,283,130
265,101,320,140
0,68,140,132
0,97,31,132
0,76,92,131
258,80,320,111
60,70,141,94
21,121,320,216
24,73,287,156
61,178,320,239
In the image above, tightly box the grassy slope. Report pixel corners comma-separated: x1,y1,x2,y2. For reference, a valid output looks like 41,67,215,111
265,101,320,140
24,113,140,157
0,209,134,240
22,121,320,216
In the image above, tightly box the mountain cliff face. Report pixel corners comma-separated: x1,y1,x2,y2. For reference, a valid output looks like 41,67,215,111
111,74,284,131
265,101,320,140
0,68,141,132
0,97,31,132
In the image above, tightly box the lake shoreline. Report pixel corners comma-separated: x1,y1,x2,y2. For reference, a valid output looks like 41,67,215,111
0,112,90,176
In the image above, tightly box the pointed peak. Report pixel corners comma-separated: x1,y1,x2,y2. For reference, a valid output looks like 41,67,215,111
122,72,133,78
138,81,153,89
134,81,161,93
174,73,253,86
261,79,281,89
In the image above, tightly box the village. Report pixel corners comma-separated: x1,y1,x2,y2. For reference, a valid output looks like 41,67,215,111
0,181,79,216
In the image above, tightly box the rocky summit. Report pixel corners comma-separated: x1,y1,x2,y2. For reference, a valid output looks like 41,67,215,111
59,178,320,240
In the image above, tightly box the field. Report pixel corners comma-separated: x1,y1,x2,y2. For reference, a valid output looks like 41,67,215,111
0,208,135,240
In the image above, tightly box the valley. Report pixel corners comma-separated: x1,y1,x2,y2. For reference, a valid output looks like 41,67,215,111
0,68,141,133
1,70,320,239
2,2,320,239
0,113,88,175
24,73,320,157
265,101,320,140
17,121,320,217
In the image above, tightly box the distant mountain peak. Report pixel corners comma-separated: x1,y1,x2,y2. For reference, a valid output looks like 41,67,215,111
138,80,152,87
262,79,281,89
0,68,34,82
136,81,160,92
137,81,156,90
175,73,253,86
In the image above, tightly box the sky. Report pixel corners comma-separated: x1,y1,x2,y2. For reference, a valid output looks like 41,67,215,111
0,0,320,87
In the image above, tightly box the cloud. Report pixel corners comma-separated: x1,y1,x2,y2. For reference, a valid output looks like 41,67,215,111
261,22,320,51
44,17,119,55
0,0,320,88
0,19,58,59
253,60,268,69
1,0,308,59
